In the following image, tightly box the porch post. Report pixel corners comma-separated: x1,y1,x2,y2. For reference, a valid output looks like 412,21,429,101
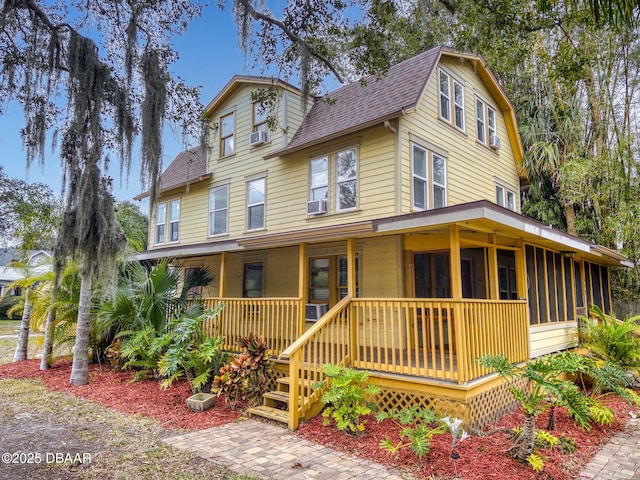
514,240,528,300
218,252,227,298
298,243,308,335
449,225,467,384
347,238,356,297
488,234,499,300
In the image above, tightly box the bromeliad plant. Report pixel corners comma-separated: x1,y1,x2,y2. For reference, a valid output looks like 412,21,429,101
313,364,380,435
376,406,446,460
215,334,274,406
158,304,229,394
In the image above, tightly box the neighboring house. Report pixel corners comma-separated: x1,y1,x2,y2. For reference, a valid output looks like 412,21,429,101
0,249,52,297
136,46,631,430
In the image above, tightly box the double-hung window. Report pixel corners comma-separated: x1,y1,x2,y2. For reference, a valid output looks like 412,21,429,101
439,69,465,131
220,112,235,157
253,102,269,133
308,147,358,214
169,200,180,242
412,144,447,211
155,204,166,244
336,148,357,211
209,185,228,236
310,157,328,201
476,97,497,146
496,183,516,211
247,177,266,230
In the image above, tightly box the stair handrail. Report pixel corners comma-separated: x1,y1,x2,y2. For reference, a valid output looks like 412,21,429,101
280,295,353,430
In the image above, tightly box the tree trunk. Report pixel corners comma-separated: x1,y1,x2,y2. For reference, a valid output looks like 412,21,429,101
13,286,32,362
515,413,536,461
70,270,92,385
564,202,578,236
40,269,60,370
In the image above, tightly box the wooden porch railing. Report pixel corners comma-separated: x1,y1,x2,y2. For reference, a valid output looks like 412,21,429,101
350,298,529,384
201,297,301,356
279,296,352,430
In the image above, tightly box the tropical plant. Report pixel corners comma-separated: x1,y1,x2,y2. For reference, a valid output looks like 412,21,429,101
377,406,446,460
215,334,274,406
580,305,640,371
312,364,380,435
158,304,228,393
118,325,172,381
478,352,614,469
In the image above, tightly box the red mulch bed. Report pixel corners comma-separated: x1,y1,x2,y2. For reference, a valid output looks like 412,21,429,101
1,360,636,479
0,359,243,430
297,397,636,480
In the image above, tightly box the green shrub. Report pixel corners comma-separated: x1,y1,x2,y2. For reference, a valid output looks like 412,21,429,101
0,295,20,319
377,406,445,459
158,304,229,393
215,334,273,406
313,364,380,435
118,325,171,379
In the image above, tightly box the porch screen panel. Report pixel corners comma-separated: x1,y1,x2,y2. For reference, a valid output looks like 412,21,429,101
414,254,430,298
585,262,593,307
536,247,548,323
310,258,330,301
591,263,603,309
526,245,539,324
602,267,611,312
574,262,584,308
555,252,565,322
564,258,575,320
546,251,557,322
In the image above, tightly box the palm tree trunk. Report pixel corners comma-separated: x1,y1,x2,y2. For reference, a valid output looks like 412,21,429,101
70,269,92,385
515,413,536,461
13,286,32,362
40,269,60,370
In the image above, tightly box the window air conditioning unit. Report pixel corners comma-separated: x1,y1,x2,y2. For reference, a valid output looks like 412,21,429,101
249,130,269,146
306,303,329,322
306,199,327,215
489,135,502,150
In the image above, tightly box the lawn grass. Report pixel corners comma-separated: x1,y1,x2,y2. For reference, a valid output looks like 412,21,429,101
0,321,42,365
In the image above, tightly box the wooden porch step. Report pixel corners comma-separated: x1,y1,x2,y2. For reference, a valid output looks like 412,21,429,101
263,390,307,405
277,376,317,389
247,405,289,424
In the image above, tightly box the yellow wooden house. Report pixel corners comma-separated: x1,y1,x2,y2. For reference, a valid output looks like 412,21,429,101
136,46,631,430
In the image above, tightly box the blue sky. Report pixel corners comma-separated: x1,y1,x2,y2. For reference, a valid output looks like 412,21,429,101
0,6,264,203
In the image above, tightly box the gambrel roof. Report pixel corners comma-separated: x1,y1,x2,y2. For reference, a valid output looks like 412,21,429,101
265,46,524,168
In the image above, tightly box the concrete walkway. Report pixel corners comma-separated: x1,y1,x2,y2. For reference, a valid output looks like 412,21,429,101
164,415,640,480
163,417,413,480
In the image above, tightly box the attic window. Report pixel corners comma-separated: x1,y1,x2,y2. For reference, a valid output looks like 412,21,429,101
438,69,465,132
253,102,269,133
220,112,235,157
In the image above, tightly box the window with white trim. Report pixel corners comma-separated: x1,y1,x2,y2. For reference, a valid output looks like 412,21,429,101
476,97,497,146
310,157,328,201
247,177,266,230
155,203,166,244
169,200,180,242
209,185,228,236
253,102,269,133
412,144,447,211
336,148,357,211
496,183,516,211
439,69,465,131
220,112,235,157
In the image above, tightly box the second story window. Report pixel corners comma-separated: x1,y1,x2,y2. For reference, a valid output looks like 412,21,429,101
209,185,228,236
169,200,180,242
336,148,357,211
310,157,328,201
496,183,516,211
253,102,269,133
155,203,166,244
476,97,497,146
439,69,465,131
247,177,266,230
220,112,235,157
412,144,448,211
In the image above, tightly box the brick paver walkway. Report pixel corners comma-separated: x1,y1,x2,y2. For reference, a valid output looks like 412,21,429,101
579,415,640,480
165,414,640,480
163,417,413,480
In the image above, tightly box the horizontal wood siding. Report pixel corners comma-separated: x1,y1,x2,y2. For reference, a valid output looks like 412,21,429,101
399,57,521,213
530,322,579,358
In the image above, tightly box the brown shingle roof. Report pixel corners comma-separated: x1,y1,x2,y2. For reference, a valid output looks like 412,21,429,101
264,46,443,159
134,147,210,200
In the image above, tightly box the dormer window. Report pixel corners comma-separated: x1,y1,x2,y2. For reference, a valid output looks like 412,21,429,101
439,69,465,131
220,112,235,157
